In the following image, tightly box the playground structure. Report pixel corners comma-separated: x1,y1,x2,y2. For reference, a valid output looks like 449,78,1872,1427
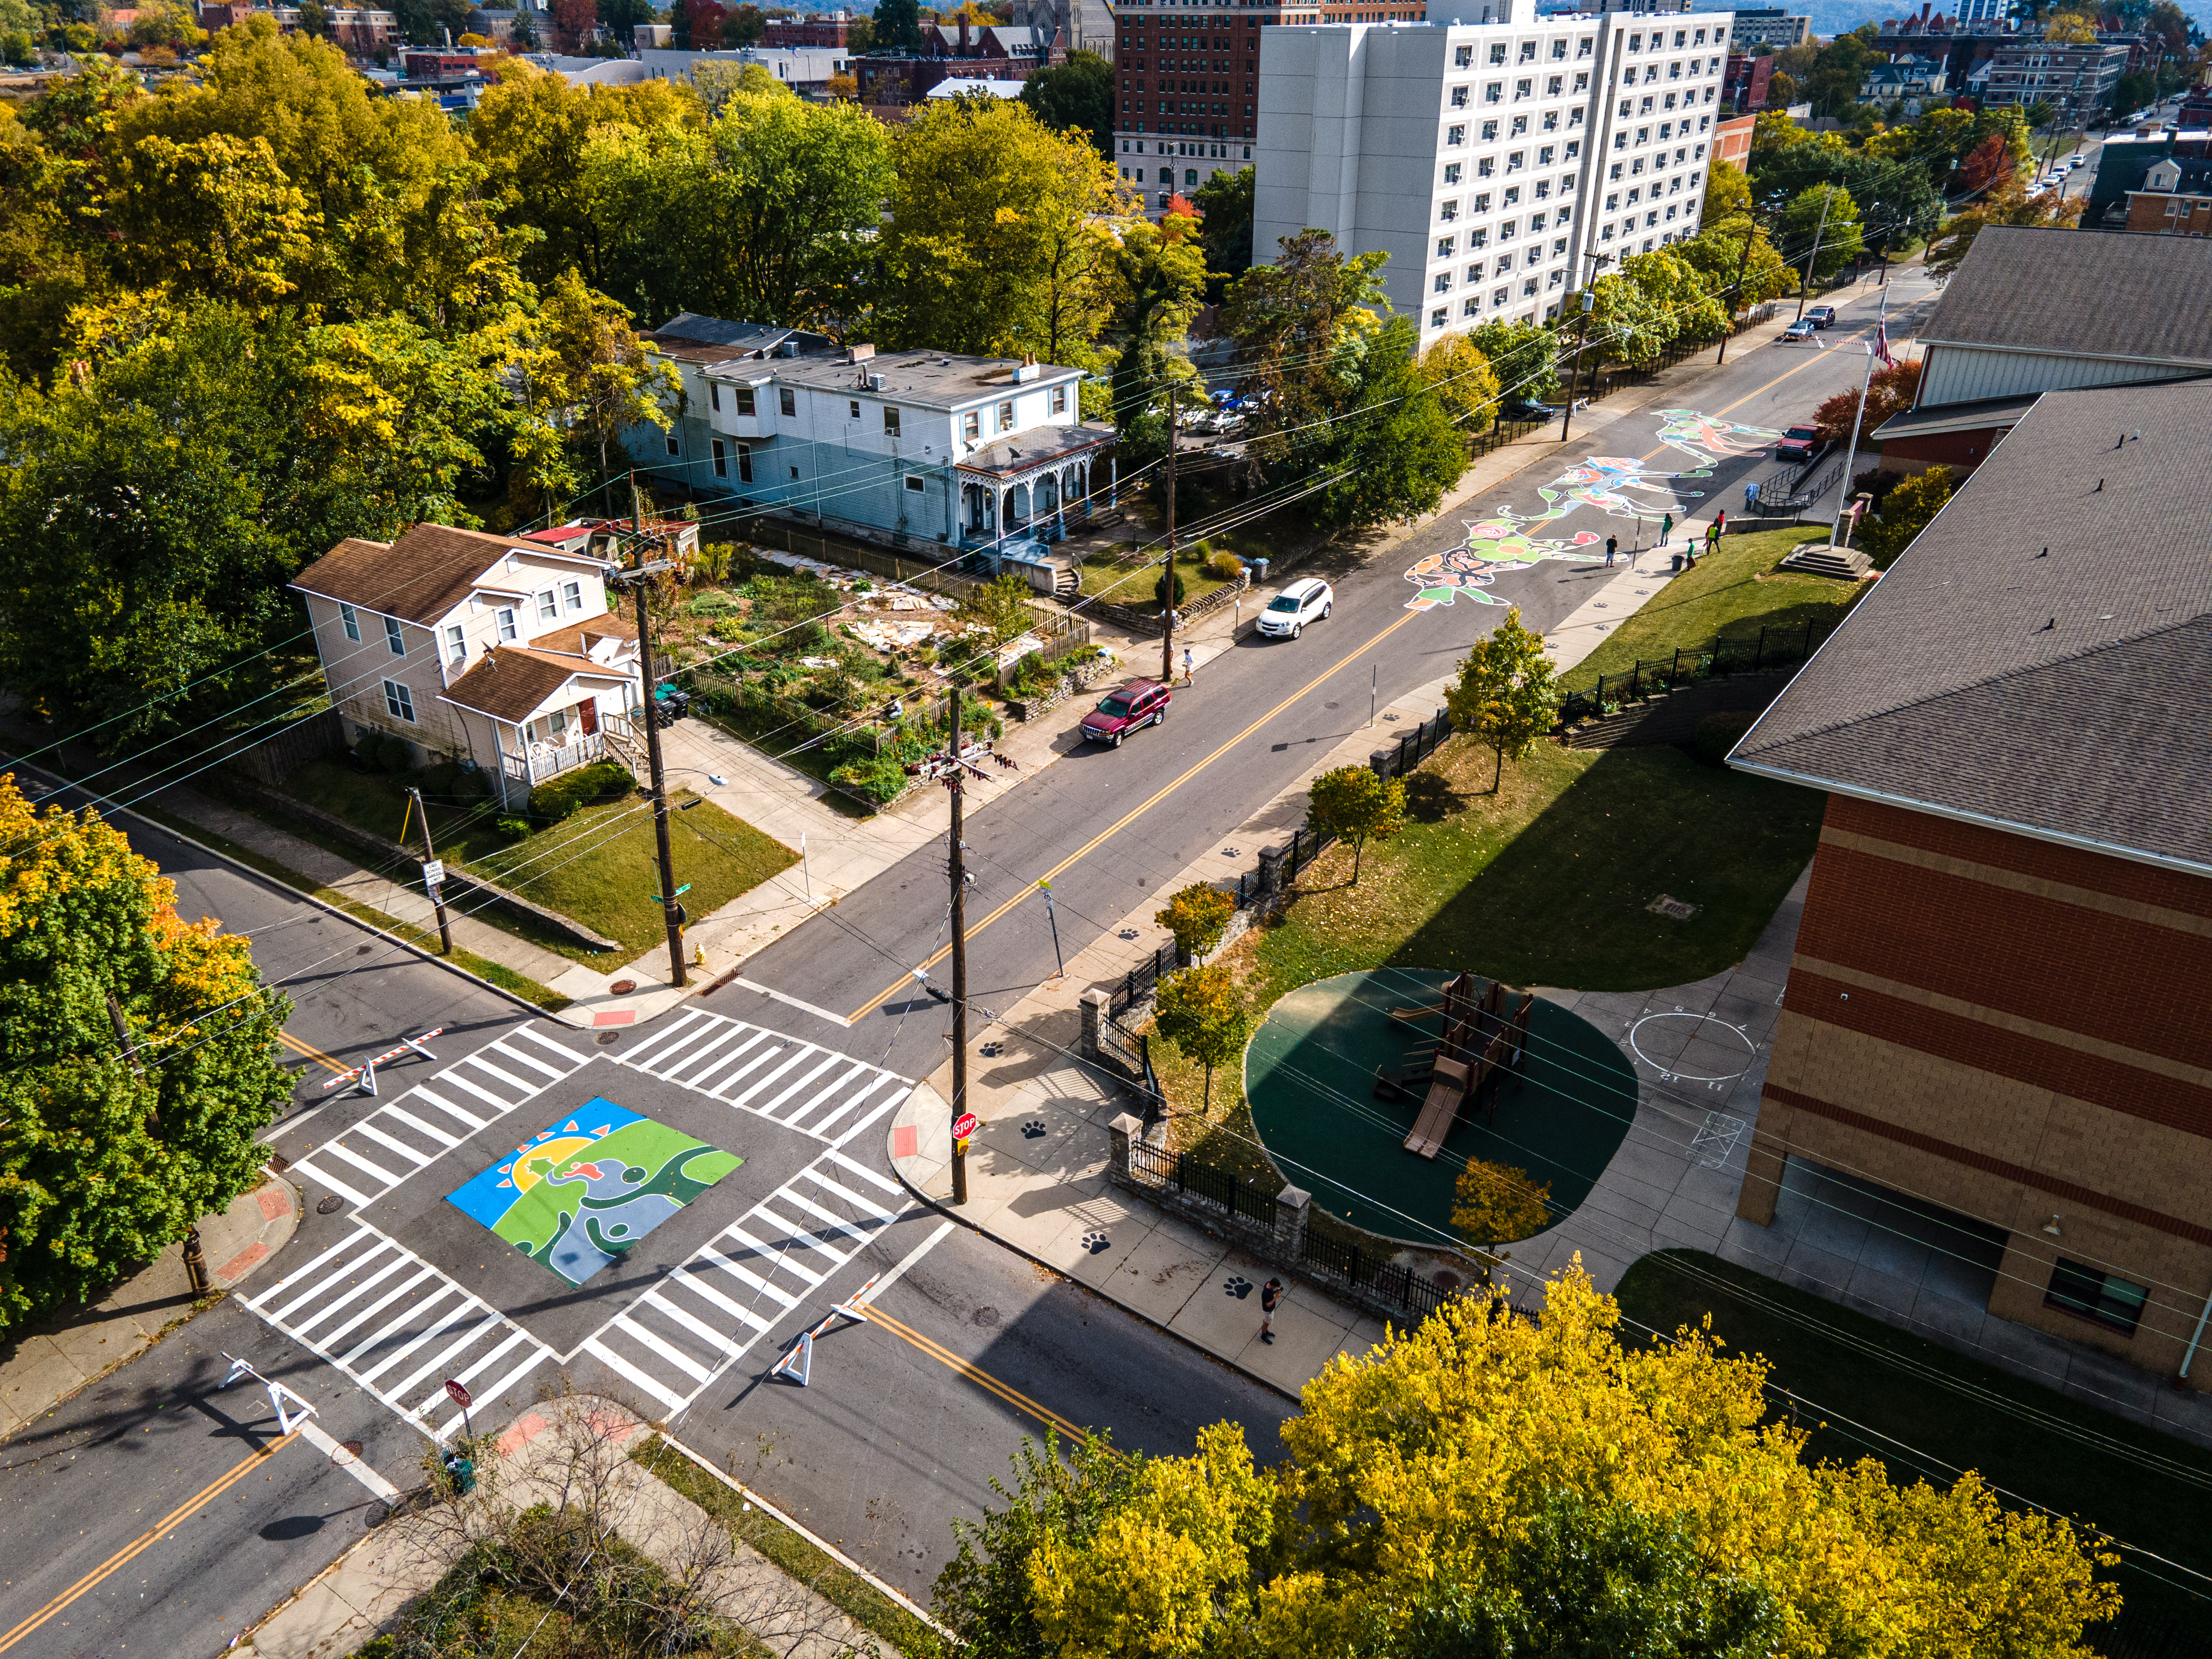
1377,973,1537,1159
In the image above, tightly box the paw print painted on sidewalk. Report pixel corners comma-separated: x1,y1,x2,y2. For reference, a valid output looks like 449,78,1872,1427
1119,928,1139,940
1224,1275,1254,1299
980,1041,1005,1057
1080,1230,1112,1255
1020,1119,1047,1139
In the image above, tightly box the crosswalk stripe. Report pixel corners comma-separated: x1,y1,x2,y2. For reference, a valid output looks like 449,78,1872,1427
513,1022,591,1063
269,1237,389,1323
380,1104,460,1148
288,1248,410,1334
663,1265,774,1332
462,1055,534,1095
291,1160,372,1210
354,1293,473,1385
340,1282,457,1370
319,1266,437,1351
639,1017,730,1077
832,1094,904,1150
755,1053,847,1119
438,1347,551,1439
641,1289,747,1356
778,1188,882,1250
582,1336,686,1411
796,1074,894,1139
488,1039,566,1082
351,1120,433,1167
619,1009,705,1067
242,1225,371,1312
702,1037,787,1099
827,1147,905,1197
697,1243,801,1306
727,1047,817,1106
436,1325,534,1398
682,1029,773,1092
320,1140,403,1190
728,1220,829,1285
437,1070,511,1112
612,1314,714,1385
804,1172,906,1227
384,1311,504,1403
658,1021,752,1082
412,1086,486,1133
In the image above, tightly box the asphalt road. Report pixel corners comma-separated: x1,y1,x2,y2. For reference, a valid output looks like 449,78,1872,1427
0,276,1929,1656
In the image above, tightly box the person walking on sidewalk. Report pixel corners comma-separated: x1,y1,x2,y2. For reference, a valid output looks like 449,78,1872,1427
1660,511,1674,548
1604,533,1619,567
1744,479,1760,513
1181,645,1195,685
1259,1277,1282,1344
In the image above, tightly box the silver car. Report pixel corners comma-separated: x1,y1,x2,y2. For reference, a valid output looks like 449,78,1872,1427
1256,576,1334,639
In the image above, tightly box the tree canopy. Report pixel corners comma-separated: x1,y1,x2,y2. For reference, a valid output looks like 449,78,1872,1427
1020,49,1113,160
1446,608,1559,792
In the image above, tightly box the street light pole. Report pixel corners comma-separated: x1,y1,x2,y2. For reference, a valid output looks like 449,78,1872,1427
1829,288,1886,550
407,786,453,955
1561,288,1597,443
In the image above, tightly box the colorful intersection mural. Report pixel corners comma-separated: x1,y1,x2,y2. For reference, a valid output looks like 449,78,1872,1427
446,1099,742,1287
1402,408,1781,611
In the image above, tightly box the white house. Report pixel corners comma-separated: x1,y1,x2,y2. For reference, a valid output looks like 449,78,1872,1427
289,523,645,809
1251,8,1736,336
634,315,1115,556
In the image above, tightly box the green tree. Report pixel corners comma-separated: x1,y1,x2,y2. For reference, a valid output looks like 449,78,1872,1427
1677,218,1796,315
1152,964,1251,1110
1314,315,1468,528
879,98,1120,362
1103,206,1207,470
1192,164,1255,304
1765,67,1798,107
1305,764,1406,886
509,268,679,507
1155,883,1235,962
1020,49,1113,159
1450,1155,1552,1256
1860,464,1954,568
1445,607,1558,792
0,779,290,1334
1469,316,1560,403
1416,333,1501,437
873,0,924,51
1777,182,1863,286
1703,155,1754,221
952,572,1037,655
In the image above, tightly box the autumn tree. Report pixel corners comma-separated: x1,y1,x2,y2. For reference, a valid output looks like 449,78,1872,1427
0,779,291,1334
1152,964,1251,1111
1305,765,1406,886
1961,131,2014,194
1155,883,1235,963
509,268,679,514
1811,357,1921,446
1416,333,1501,440
1451,1156,1552,1258
1860,464,1955,568
940,1268,2120,1656
1446,608,1558,792
1924,175,2084,281
1103,205,1207,470
1469,316,1561,403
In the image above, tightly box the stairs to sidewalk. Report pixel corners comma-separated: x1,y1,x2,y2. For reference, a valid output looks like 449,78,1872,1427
1780,541,1872,581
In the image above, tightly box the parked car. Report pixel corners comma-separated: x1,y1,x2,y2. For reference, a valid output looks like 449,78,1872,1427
1805,304,1837,329
1775,424,1823,463
1080,679,1172,747
1502,397,1557,421
1779,319,1817,343
1256,577,1334,640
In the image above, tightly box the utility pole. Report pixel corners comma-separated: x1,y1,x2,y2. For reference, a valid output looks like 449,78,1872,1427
947,676,969,1207
1560,288,1597,443
111,992,210,1295
617,473,687,989
407,786,453,955
1794,185,1834,321
1160,379,1179,687
1716,218,1759,368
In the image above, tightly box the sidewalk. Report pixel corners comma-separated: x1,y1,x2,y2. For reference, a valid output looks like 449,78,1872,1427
0,1175,298,1440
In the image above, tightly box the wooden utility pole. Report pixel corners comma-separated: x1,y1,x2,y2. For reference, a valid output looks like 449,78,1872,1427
626,474,687,988
111,991,209,1295
1160,379,1179,687
407,786,453,955
947,677,969,1207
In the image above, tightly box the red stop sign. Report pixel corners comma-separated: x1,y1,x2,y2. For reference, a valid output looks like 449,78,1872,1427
951,1113,979,1142
445,1379,472,1409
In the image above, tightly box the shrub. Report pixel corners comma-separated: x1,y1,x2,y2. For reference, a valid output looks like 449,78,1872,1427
1694,709,1759,766
528,759,635,823
366,732,412,773
686,592,738,618
1203,549,1244,581
829,754,909,805
1859,464,1955,570
1155,568,1187,609
495,816,531,843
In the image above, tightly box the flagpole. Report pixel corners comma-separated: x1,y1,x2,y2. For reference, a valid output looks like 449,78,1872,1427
1830,288,1888,551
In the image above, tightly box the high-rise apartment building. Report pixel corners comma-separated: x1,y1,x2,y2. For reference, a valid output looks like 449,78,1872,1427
1253,8,1734,337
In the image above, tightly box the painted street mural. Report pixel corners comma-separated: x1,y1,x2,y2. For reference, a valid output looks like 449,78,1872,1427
1403,408,1780,610
446,1099,741,1287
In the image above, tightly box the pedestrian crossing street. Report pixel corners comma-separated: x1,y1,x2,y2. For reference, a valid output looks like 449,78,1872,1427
241,1145,912,1433
289,1023,597,1212
577,1147,911,1415
238,1220,554,1442
612,1010,908,1147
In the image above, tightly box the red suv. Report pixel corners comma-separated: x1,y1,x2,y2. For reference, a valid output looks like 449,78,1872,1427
1081,679,1171,747
1776,424,1823,463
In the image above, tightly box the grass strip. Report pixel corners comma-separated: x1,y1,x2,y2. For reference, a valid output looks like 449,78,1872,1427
632,1434,944,1658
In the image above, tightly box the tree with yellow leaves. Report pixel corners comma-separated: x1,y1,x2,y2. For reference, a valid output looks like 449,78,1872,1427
935,1265,2120,1657
0,778,290,1334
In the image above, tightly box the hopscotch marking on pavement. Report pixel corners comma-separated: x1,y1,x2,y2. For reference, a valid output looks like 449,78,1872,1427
288,1024,596,1211
611,1012,910,1147
573,1146,917,1417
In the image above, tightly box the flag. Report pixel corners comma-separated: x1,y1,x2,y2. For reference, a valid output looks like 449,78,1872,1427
1874,318,1896,368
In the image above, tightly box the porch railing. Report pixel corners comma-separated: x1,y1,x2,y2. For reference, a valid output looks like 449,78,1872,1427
499,728,608,791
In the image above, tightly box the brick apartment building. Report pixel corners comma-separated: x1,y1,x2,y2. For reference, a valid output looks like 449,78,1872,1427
1730,377,2212,1387
1985,35,2128,122
2124,154,2212,233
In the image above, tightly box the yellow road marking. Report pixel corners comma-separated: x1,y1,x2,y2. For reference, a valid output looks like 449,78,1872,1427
864,1307,1093,1443
845,606,1428,1022
0,1434,299,1654
276,1029,349,1076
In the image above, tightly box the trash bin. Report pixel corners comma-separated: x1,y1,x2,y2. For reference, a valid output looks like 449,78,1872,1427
1670,553,1684,573
1250,557,1270,584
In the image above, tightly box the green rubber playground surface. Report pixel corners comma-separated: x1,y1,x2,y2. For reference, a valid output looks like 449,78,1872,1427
1244,968,1638,1246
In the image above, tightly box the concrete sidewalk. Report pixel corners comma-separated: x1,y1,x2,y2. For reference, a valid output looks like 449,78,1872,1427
0,1175,298,1441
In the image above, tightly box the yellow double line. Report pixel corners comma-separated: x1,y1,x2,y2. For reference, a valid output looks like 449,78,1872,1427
846,604,1428,1022
0,1433,300,1654
276,1029,349,1077
864,1306,1093,1443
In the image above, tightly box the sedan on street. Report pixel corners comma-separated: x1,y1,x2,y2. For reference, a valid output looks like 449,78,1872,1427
1779,319,1817,342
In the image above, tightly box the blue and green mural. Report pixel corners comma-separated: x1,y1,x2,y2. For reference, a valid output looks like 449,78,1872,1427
446,1099,740,1287
1402,408,1780,611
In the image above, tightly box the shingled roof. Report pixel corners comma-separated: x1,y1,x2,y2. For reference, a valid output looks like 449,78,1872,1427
1729,379,2212,877
291,524,604,628
1921,226,2212,368
439,646,630,725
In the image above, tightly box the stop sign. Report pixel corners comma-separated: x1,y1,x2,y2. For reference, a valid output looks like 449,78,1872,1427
445,1379,472,1409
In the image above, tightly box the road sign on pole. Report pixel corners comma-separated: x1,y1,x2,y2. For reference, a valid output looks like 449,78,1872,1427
445,1378,475,1442
951,1113,979,1144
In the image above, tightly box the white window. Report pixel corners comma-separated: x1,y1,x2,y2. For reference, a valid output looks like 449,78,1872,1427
340,602,360,641
735,386,755,416
666,434,679,457
905,474,926,493
1478,157,1495,178
1051,385,1067,414
712,438,728,477
850,398,861,419
779,387,796,417
963,410,982,440
1454,43,1472,66
384,615,405,656
1514,78,1532,99
1430,307,1448,328
1511,114,1528,135
1447,123,1466,145
1473,192,1492,212
997,399,1014,432
1433,272,1452,293
1450,85,1468,107
1481,119,1499,139
498,607,518,642
383,679,416,722
563,580,582,613
1546,75,1562,95
1551,38,1566,59
1577,36,1592,56
1465,260,1485,280
1439,199,1459,222
1488,41,1505,64
536,589,557,622
1484,81,1503,102
445,624,466,666
1443,162,1463,185
885,406,901,436
549,708,568,737
737,444,753,483
709,383,722,412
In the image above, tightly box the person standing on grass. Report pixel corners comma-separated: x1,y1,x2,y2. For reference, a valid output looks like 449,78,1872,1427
1260,1277,1282,1344
1604,533,1619,567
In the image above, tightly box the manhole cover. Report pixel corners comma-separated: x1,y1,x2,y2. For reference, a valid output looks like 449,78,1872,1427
1323,701,1339,709
609,979,638,995
970,1306,1000,1328
316,1194,343,1215
596,1032,622,1046
340,1440,363,1458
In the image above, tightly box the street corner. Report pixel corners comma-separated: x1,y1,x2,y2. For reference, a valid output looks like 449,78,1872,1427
888,1079,953,1195
212,1175,304,1289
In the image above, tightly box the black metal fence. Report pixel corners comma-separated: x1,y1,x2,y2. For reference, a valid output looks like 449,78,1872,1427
1300,1228,1458,1323
1757,448,1849,514
1556,619,1832,726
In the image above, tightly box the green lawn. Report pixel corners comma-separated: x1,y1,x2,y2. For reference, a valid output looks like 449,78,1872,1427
1076,545,1243,615
1568,526,1870,688
284,758,515,865
1615,1250,2212,1640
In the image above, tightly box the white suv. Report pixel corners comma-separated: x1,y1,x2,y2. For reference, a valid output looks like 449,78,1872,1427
1256,577,1334,639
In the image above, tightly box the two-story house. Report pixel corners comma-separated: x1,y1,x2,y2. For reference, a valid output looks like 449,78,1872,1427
634,314,1115,556
289,523,645,810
